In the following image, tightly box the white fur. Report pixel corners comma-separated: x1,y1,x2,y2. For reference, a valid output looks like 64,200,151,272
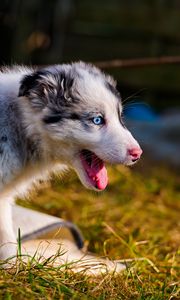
0,63,142,261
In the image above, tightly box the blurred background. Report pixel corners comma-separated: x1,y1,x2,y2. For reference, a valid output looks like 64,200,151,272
0,0,180,166
0,2,179,297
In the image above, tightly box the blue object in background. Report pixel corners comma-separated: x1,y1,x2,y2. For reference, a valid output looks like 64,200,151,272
124,102,158,122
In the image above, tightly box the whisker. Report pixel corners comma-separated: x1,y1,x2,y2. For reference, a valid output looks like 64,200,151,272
121,88,147,105
123,101,151,110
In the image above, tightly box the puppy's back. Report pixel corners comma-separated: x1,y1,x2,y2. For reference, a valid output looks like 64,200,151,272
0,67,30,187
0,66,32,98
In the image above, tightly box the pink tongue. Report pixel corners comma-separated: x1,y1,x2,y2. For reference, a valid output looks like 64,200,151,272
90,154,108,190
95,165,108,190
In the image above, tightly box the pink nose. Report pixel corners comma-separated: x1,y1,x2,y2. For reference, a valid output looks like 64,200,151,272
128,147,143,161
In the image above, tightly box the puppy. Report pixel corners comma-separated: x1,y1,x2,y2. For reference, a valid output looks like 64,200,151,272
0,62,142,260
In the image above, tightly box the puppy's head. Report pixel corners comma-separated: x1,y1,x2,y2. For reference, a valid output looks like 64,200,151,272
19,62,142,191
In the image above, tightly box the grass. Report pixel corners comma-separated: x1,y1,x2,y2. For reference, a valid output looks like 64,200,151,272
0,158,179,299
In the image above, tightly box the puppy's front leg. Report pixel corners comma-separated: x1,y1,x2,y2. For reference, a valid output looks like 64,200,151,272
0,199,17,261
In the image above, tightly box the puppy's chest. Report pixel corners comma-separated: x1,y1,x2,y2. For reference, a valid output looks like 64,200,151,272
0,161,54,198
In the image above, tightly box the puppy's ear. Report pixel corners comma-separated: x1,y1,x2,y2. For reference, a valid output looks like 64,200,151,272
19,70,73,111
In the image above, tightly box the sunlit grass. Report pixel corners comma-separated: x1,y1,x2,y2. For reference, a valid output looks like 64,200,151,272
0,159,179,299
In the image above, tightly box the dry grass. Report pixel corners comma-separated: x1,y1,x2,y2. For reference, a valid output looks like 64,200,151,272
0,158,179,299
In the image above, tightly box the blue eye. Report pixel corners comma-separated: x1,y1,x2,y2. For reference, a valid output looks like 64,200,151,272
92,116,104,125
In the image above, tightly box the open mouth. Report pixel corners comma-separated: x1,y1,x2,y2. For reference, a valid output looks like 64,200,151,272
80,149,108,190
